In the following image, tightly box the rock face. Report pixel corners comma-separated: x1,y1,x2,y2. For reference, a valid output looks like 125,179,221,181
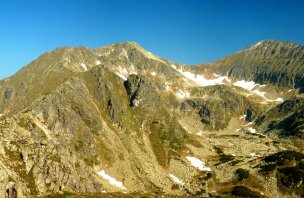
5,182,17,198
255,95,304,137
0,40,303,197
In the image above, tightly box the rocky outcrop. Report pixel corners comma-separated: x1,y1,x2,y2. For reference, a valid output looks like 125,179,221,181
179,85,263,130
255,95,304,137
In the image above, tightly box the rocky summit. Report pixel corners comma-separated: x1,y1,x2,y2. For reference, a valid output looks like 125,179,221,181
0,40,304,198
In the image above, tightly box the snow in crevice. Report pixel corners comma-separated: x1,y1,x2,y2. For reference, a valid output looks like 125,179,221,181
249,153,257,157
253,90,284,102
254,41,262,47
233,80,257,91
32,117,52,140
151,72,156,76
176,90,190,99
249,152,262,157
165,84,172,91
114,65,137,81
233,80,284,102
172,65,230,87
171,65,284,103
100,51,111,57
96,60,101,65
80,63,88,71
186,156,212,171
119,49,129,60
97,170,127,190
128,64,137,75
196,130,203,136
115,72,128,81
248,127,256,134
240,113,247,121
118,66,129,76
243,122,253,127
123,49,128,59
169,174,185,185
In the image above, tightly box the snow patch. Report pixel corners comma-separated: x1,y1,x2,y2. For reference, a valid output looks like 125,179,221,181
169,174,185,185
129,64,137,75
96,60,101,65
115,72,128,81
252,90,284,102
249,153,256,157
240,114,247,120
233,80,257,91
233,80,284,102
173,66,230,87
151,72,156,76
33,118,52,140
165,84,171,91
176,90,190,99
118,66,128,76
171,64,282,103
248,127,256,134
80,63,88,71
244,122,253,126
114,65,137,80
196,130,203,136
201,94,208,99
254,41,262,47
97,170,127,190
123,49,128,59
274,97,284,102
186,156,212,171
115,66,129,80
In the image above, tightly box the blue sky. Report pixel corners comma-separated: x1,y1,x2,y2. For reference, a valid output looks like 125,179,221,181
0,0,304,79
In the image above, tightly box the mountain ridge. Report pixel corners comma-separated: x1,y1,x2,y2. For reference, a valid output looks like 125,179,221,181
0,40,304,197
194,40,304,91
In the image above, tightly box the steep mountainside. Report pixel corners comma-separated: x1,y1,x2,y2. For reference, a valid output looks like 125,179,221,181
0,41,303,198
194,40,304,92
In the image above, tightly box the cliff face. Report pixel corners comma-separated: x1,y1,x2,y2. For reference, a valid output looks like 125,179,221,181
0,41,303,197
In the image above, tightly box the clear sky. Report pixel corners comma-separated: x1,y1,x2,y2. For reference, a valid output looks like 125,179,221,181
0,0,304,80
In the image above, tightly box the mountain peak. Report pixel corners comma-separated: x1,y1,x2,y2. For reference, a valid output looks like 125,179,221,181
250,39,300,50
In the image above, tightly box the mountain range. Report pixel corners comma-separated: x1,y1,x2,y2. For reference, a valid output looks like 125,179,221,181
0,40,303,198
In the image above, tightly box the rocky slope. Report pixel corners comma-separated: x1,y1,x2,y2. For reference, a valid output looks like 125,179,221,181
0,40,303,198
194,40,304,92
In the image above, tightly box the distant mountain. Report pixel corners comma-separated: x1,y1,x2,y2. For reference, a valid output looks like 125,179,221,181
0,41,303,197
